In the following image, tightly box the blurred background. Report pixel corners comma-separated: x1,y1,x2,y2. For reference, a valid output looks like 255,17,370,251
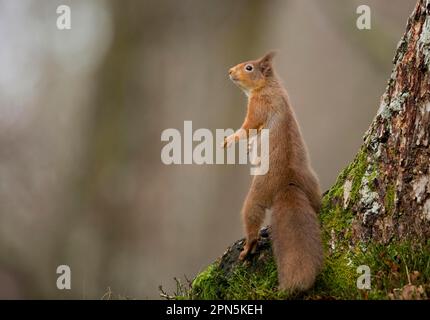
0,0,416,299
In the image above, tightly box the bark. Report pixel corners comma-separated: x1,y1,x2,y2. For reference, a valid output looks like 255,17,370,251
178,0,430,300
352,0,430,243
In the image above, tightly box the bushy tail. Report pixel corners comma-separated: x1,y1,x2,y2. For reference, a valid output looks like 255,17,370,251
271,186,323,292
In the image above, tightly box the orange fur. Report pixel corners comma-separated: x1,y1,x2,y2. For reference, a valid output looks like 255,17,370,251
224,52,323,292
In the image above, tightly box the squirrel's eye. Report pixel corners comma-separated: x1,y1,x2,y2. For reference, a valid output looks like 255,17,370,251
245,64,253,72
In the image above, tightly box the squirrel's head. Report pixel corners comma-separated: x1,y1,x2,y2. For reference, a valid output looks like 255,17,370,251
228,51,277,94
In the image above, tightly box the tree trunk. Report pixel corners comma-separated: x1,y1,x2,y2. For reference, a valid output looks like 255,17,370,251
351,0,430,244
172,0,430,300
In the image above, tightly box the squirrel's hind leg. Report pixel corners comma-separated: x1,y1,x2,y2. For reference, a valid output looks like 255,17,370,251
239,181,269,260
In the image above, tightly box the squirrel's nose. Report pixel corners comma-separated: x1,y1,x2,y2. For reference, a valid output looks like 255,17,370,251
228,68,233,75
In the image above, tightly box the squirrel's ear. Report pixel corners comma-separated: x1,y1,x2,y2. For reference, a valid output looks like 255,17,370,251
258,51,277,76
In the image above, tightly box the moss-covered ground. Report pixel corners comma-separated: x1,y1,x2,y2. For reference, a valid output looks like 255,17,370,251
175,240,430,300
172,147,430,300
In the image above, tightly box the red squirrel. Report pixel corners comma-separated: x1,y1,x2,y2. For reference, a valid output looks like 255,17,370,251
223,52,323,292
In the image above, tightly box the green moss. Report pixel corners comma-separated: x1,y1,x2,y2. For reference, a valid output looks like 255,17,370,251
322,147,369,211
191,264,223,300
318,149,370,249
180,256,289,300
367,165,379,189
219,261,286,300
309,241,430,299
320,205,353,250
176,240,429,300
348,148,369,203
311,251,357,298
356,242,430,298
385,184,396,215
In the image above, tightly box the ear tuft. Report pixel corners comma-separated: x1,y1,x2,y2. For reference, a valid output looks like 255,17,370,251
261,50,277,62
258,50,278,76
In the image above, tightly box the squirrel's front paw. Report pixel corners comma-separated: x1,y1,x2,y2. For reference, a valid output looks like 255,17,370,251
250,156,261,166
222,135,235,149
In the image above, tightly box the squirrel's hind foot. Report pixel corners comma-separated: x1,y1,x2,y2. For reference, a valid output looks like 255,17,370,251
238,238,258,260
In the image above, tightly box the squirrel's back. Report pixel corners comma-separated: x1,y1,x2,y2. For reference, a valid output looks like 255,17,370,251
255,81,323,292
